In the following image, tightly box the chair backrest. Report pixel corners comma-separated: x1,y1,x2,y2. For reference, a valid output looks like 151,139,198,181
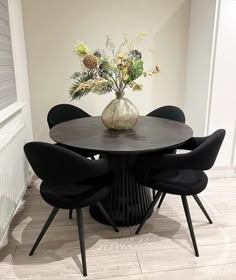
157,129,226,171
135,129,225,185
24,142,104,185
190,129,226,170
147,105,185,123
47,104,91,129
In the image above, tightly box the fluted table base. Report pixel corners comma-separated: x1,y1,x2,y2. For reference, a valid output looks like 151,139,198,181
90,154,152,226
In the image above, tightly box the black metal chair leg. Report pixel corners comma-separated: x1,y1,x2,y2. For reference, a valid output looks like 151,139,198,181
136,191,163,234
193,195,213,224
76,208,87,277
29,207,59,256
96,202,119,232
152,189,156,200
181,196,199,257
69,209,73,219
157,192,166,208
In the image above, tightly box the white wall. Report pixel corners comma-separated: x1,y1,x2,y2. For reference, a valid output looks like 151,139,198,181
21,0,191,141
208,0,236,167
184,0,236,168
184,0,218,136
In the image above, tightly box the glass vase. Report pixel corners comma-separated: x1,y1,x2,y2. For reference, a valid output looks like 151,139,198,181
101,92,139,130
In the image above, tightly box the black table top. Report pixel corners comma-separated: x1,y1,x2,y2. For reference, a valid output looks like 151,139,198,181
50,116,193,154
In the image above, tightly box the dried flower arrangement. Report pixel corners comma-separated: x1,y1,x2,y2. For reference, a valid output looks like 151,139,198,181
69,33,160,99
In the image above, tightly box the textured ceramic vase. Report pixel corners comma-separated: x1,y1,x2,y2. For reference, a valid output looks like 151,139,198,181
101,92,139,130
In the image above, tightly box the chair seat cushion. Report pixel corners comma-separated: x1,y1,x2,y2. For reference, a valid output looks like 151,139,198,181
40,173,113,209
150,169,208,195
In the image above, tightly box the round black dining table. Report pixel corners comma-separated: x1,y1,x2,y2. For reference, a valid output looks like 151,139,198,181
50,116,193,226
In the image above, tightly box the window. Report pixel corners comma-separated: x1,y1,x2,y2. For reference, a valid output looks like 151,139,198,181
0,0,17,111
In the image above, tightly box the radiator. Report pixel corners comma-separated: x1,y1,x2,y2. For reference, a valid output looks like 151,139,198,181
0,123,28,242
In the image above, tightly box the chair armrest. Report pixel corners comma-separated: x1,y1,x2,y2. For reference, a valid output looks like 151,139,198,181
176,136,208,151
135,150,195,184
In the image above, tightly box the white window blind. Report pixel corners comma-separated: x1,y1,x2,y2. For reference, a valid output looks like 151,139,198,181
0,0,17,111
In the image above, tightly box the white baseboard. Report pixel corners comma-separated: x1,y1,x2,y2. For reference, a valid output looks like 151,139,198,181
206,166,236,179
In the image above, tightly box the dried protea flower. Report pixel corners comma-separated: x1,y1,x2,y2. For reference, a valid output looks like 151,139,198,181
83,54,98,69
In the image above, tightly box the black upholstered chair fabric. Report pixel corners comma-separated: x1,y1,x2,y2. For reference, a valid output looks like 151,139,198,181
24,141,118,277
47,103,97,159
147,105,186,123
135,129,225,257
47,103,90,129
147,105,186,201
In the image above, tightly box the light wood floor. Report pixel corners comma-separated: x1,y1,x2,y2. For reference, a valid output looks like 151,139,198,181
1,177,236,279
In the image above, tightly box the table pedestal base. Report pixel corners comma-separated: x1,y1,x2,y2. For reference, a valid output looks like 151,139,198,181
90,155,152,226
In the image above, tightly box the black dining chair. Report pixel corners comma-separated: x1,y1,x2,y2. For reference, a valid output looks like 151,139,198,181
147,105,186,202
24,141,118,277
147,105,186,123
47,103,97,160
135,129,225,257
47,103,90,129
47,103,98,219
